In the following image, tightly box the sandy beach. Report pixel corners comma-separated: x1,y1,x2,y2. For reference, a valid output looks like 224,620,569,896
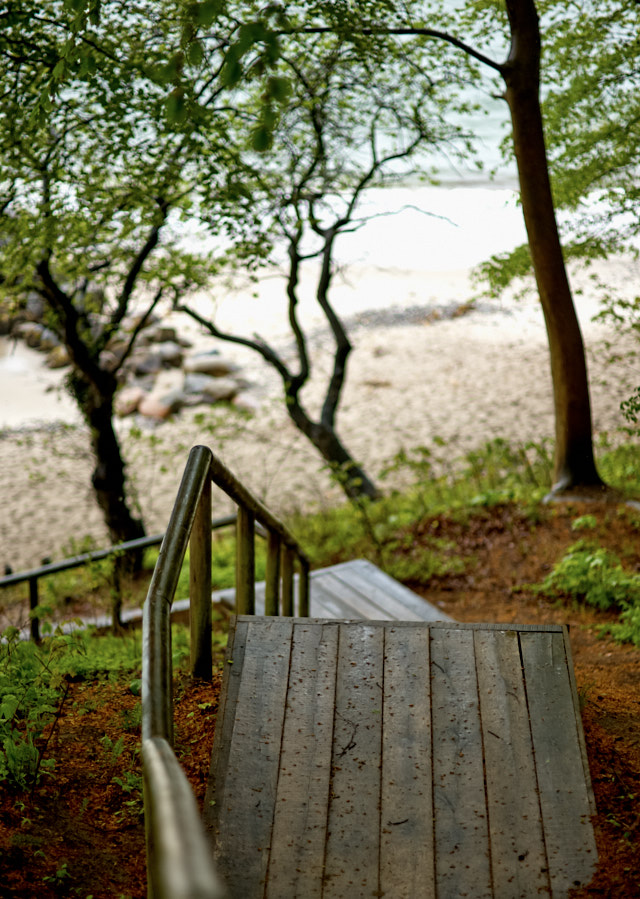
2,177,639,573
1,249,637,574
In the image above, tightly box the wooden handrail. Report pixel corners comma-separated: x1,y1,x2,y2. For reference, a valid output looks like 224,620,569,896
143,737,227,899
0,515,237,642
141,444,311,898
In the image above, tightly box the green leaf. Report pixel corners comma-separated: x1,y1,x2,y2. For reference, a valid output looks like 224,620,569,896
251,125,271,152
267,75,290,103
52,60,67,81
166,89,188,124
187,39,204,67
193,0,221,27
221,53,243,88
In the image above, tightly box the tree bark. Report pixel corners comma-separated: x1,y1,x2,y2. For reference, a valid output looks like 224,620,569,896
502,0,603,492
286,393,380,500
69,371,145,558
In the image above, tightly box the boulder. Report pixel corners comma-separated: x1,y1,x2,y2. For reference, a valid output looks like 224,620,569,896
46,345,70,369
39,328,60,352
99,349,121,372
184,372,238,402
183,352,239,377
154,340,184,367
114,385,146,417
14,322,44,348
138,389,184,420
25,293,45,322
147,324,179,344
131,352,163,376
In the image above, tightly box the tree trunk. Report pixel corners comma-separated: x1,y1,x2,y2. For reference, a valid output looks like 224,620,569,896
70,372,146,564
502,0,603,492
286,395,380,501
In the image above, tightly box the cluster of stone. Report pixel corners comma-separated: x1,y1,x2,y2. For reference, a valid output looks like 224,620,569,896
113,321,260,420
1,300,259,421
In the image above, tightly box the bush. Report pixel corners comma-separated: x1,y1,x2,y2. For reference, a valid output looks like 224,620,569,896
531,540,640,646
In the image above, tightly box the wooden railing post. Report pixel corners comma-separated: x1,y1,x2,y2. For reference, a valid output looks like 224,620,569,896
29,577,40,642
190,473,212,680
236,506,255,615
265,531,281,616
299,558,310,617
281,545,295,617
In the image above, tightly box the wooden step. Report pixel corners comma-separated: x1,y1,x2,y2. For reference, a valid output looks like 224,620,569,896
204,618,597,899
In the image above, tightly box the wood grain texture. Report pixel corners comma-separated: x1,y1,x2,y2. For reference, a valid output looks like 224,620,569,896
207,617,293,897
380,625,434,898
265,622,338,899
430,627,492,899
206,620,597,899
212,559,452,622
474,629,549,896
322,623,384,899
521,631,598,893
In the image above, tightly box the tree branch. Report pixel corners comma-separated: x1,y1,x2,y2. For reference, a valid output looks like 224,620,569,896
36,256,102,384
177,302,293,384
112,199,169,326
291,25,504,75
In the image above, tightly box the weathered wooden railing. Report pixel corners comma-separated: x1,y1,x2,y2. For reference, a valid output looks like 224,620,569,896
142,444,310,899
0,519,236,641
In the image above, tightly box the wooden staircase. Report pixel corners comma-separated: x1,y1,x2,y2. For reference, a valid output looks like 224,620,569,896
203,563,597,898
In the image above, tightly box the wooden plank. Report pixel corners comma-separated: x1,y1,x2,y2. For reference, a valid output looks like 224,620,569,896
281,545,295,617
314,569,419,621
430,627,492,899
212,559,452,623
322,623,384,899
310,578,373,620
474,629,550,896
330,559,453,621
520,631,598,893
204,617,247,835
265,622,339,898
264,532,280,617
236,507,255,615
205,619,597,899
380,625,435,898
208,617,293,898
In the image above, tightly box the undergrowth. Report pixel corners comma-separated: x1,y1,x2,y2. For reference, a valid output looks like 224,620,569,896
0,624,191,791
531,539,640,647
294,436,640,643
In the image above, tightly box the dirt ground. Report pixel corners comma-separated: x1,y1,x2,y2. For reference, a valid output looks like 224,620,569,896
0,500,638,896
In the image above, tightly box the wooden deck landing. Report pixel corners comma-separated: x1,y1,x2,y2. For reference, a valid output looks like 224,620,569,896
213,558,454,622
204,618,597,899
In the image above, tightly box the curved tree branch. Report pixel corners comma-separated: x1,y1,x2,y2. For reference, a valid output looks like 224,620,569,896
177,302,293,384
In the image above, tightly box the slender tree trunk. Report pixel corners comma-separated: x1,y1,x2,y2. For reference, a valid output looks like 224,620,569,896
70,372,145,558
286,395,380,500
502,0,603,492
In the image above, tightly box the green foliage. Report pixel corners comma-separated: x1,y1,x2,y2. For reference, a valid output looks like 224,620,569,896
294,437,555,579
533,540,640,611
143,530,267,595
0,629,71,789
531,539,640,646
571,515,598,532
0,619,193,791
596,440,640,494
